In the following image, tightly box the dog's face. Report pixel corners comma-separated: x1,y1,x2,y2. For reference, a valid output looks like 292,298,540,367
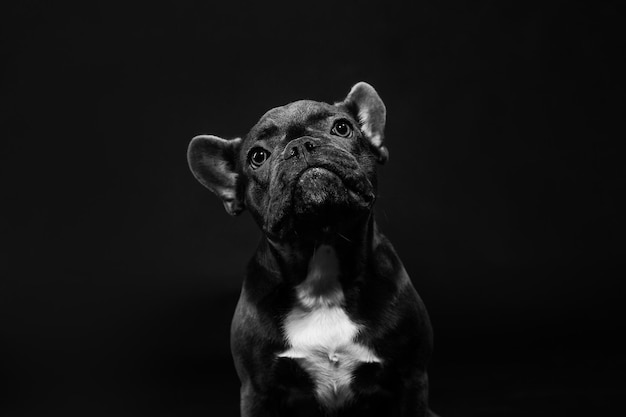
188,82,388,241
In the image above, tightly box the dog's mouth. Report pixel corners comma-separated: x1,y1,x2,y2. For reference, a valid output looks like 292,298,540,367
290,167,374,235
293,167,373,211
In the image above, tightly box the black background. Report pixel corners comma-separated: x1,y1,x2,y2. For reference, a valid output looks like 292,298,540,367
1,1,624,416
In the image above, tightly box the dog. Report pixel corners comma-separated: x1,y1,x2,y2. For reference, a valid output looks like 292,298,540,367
188,82,437,416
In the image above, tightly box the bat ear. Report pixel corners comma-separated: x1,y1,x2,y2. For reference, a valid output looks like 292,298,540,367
187,135,245,216
338,82,388,164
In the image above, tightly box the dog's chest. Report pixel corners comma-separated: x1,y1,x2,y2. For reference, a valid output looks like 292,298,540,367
278,245,381,409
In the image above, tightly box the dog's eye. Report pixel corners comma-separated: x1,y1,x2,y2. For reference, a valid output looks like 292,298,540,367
249,148,271,169
331,120,353,138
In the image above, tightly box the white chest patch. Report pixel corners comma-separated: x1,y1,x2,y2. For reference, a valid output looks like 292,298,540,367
278,245,382,409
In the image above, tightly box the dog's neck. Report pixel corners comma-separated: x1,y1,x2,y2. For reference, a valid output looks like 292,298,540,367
254,215,377,287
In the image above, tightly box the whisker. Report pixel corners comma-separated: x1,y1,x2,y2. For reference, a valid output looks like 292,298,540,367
337,232,352,243
381,209,390,223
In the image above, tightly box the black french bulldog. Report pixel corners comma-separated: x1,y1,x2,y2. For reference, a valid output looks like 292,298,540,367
188,82,437,416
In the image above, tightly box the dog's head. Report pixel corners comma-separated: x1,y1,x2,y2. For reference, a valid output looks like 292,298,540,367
188,82,387,241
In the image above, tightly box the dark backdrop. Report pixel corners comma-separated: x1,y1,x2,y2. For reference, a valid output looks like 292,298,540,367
1,1,623,416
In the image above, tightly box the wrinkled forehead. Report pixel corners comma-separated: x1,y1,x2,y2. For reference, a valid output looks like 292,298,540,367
246,100,352,139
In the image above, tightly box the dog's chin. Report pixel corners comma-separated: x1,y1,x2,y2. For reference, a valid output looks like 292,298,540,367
289,167,373,239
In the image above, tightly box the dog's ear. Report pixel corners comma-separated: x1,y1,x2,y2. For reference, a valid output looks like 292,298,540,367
338,82,388,164
187,135,245,216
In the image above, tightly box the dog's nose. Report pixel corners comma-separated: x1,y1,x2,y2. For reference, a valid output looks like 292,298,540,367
285,138,318,160
287,144,301,159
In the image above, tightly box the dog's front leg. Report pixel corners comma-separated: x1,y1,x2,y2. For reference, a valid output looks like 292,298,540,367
240,384,277,417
